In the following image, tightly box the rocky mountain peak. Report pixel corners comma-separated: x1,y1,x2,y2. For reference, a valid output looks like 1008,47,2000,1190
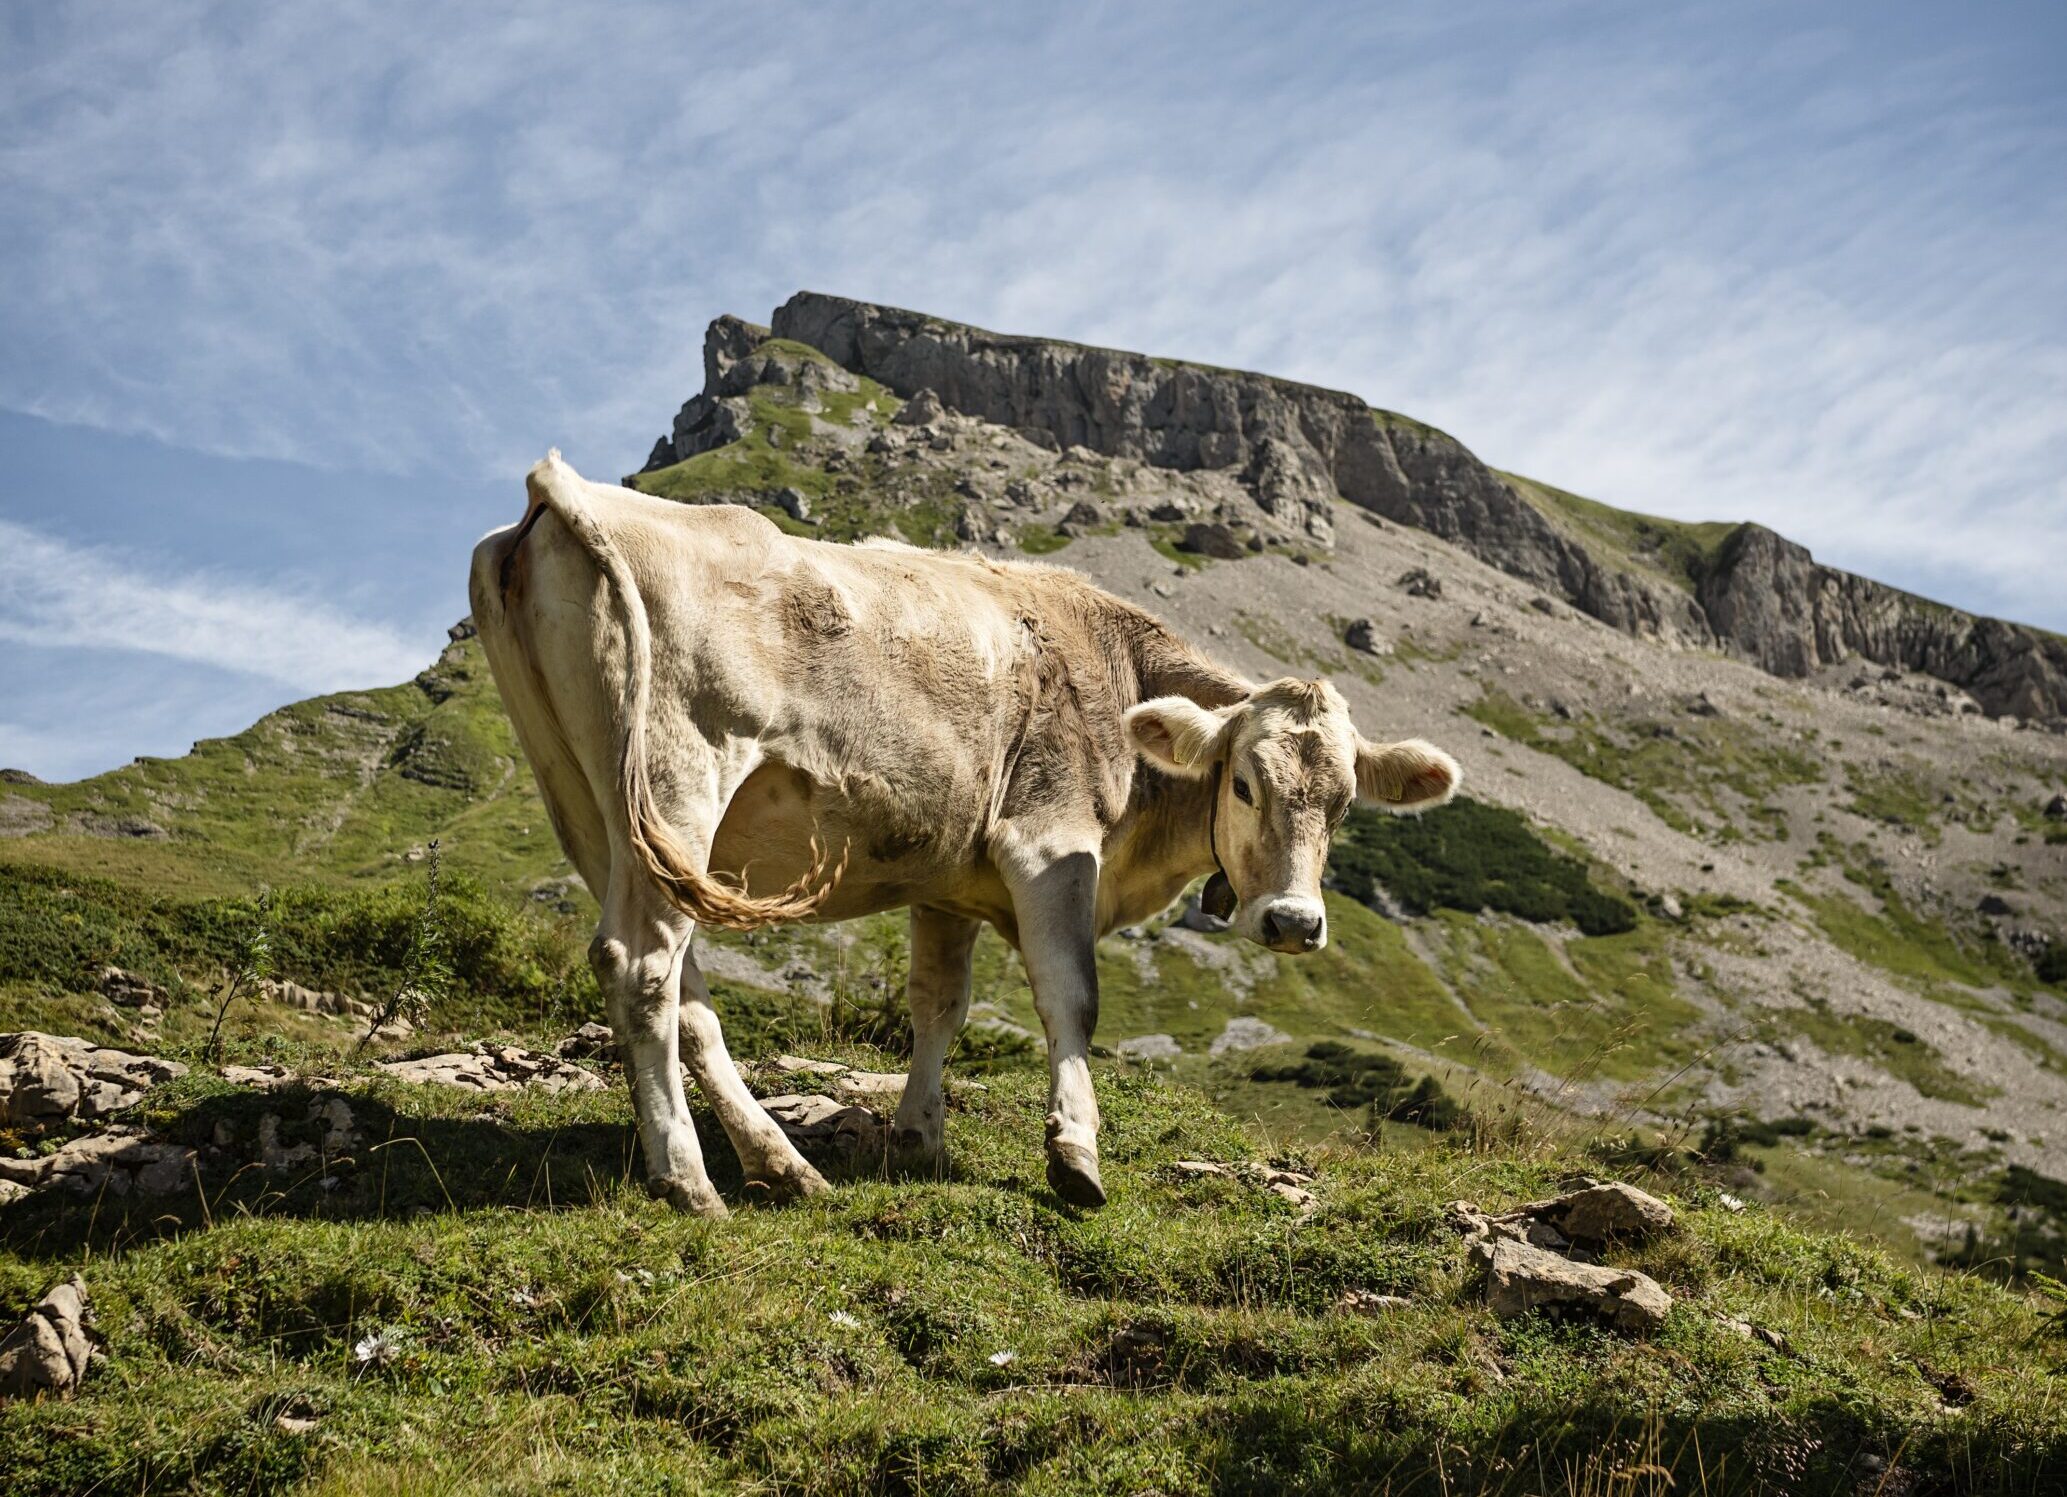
639,292,2067,725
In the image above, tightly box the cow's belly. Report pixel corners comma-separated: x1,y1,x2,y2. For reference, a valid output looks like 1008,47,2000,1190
708,760,994,924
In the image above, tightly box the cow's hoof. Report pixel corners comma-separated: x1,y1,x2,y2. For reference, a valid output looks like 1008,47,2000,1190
742,1160,832,1205
1046,1143,1107,1209
890,1127,946,1180
649,1176,729,1218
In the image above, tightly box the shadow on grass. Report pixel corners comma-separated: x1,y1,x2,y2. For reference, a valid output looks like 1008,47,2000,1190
0,1079,905,1260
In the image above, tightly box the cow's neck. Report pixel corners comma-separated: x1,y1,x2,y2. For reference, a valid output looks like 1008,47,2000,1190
1094,605,1248,928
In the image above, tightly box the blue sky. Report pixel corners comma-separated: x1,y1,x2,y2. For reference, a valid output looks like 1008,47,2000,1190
3,1,2063,780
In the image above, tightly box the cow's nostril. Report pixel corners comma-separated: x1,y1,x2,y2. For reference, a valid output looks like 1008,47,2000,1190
1302,926,1322,951
1261,911,1282,946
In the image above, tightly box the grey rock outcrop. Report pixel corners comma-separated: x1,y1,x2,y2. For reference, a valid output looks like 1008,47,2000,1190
0,1128,196,1203
1476,1235,1673,1334
0,1277,94,1401
1695,524,2067,721
0,1033,186,1130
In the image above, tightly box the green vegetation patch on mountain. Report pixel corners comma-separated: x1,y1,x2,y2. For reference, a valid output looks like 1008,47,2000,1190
1331,796,1638,937
1465,687,1823,842
1433,915,1705,1085
3,1051,2061,1496
1501,472,1739,597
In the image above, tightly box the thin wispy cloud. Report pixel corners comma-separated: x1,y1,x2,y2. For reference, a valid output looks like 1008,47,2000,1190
0,520,430,692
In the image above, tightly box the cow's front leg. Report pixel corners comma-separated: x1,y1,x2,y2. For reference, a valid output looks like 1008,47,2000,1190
891,905,981,1176
1003,847,1106,1208
591,883,726,1217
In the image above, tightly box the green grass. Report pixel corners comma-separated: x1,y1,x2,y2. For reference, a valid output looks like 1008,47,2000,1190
1434,916,1706,1085
3,1053,2061,1495
0,636,567,900
1464,689,1822,843
1779,850,2031,1003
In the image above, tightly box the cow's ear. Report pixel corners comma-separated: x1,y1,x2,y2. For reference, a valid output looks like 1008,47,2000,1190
1126,697,1229,778
1355,736,1461,812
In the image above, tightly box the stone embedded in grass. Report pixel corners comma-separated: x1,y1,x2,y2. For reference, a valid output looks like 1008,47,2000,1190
0,1128,197,1202
0,1276,94,1402
769,1054,849,1076
1476,1236,1672,1334
375,1043,603,1094
1169,1158,1317,1214
1336,1290,1414,1315
1208,1016,1291,1056
1449,1183,1675,1334
833,1070,906,1100
759,1092,886,1156
0,1032,186,1130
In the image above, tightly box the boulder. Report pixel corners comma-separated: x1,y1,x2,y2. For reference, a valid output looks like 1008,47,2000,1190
2045,793,2067,823
1208,1016,1291,1056
1177,522,1247,560
893,388,945,427
94,966,164,1010
0,1033,186,1130
1062,499,1104,528
1117,1034,1183,1061
1475,1236,1672,1333
1398,567,1443,599
1343,618,1393,656
0,1277,94,1401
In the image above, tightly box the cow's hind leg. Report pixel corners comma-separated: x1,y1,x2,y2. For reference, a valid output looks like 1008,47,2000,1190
592,876,726,1216
891,906,981,1176
678,954,830,1203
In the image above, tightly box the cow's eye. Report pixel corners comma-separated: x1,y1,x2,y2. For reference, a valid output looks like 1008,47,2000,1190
1231,776,1254,806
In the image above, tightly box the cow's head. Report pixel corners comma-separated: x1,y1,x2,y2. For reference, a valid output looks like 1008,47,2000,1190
1125,678,1460,954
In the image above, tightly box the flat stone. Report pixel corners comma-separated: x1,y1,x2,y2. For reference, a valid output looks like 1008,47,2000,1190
1336,1291,1414,1315
833,1070,906,1099
770,1055,850,1076
375,1044,603,1094
0,1128,196,1199
760,1092,885,1157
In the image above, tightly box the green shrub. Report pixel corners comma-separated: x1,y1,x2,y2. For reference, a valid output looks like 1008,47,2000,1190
1330,797,1638,936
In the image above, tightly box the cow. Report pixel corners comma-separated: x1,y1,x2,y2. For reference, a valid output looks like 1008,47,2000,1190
469,452,1460,1215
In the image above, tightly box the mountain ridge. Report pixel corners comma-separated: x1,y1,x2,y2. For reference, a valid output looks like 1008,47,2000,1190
641,291,2066,723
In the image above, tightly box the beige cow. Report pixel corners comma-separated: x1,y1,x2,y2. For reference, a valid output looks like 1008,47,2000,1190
469,452,1460,1214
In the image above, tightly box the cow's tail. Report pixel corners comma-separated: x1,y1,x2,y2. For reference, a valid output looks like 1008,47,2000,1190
522,450,844,930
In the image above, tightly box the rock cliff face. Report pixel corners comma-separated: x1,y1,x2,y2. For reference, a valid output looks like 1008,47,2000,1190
1696,526,2067,722
652,292,2064,722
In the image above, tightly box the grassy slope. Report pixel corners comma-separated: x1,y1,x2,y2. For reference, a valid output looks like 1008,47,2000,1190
2,1050,2061,1496
1499,472,1739,597
0,635,567,901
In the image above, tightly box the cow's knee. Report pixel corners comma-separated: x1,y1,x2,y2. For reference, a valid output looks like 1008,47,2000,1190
591,932,678,1034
